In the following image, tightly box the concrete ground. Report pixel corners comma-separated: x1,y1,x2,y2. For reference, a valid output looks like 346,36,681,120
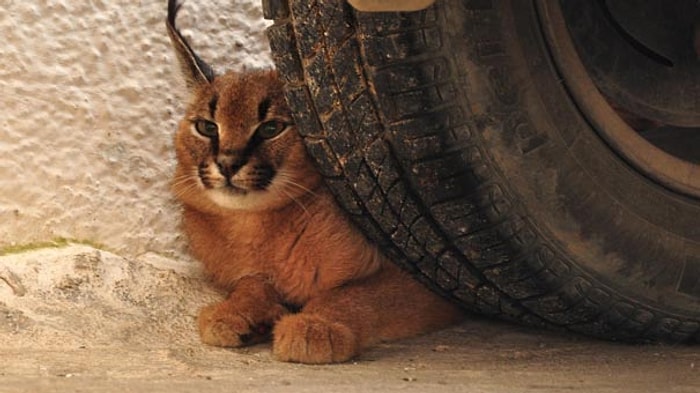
1,245,698,393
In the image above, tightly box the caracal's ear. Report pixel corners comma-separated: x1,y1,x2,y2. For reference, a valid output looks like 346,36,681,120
166,0,215,89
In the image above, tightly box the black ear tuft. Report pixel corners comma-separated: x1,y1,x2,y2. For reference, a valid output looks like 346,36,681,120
166,0,215,88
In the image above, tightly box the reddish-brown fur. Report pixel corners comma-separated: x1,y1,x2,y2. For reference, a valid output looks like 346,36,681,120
168,2,462,364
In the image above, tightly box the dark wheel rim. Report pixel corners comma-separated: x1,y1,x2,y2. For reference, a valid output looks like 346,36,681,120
536,0,700,199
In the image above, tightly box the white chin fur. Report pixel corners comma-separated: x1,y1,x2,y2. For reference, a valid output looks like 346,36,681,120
207,188,279,211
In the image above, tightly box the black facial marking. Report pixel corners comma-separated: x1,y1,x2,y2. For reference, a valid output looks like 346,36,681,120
253,165,276,190
237,134,265,167
210,133,220,156
257,97,272,122
208,94,219,119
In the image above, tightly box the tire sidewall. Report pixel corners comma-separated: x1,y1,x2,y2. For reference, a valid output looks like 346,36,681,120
454,0,700,313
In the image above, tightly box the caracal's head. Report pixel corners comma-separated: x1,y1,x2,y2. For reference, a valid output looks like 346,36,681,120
166,0,320,213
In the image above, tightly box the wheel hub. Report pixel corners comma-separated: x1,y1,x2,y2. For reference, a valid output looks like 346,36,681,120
560,0,700,128
538,0,700,198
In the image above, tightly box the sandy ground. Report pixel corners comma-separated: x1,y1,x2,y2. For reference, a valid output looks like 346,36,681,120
1,245,698,393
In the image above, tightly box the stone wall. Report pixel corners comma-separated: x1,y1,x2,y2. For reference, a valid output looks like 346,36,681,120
0,0,272,258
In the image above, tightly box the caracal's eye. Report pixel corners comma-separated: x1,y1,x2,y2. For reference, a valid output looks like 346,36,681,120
255,121,287,140
193,119,219,138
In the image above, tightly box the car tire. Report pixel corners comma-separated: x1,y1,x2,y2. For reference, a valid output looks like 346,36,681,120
263,0,700,342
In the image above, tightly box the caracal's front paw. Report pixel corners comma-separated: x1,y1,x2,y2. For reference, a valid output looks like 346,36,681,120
197,303,271,348
272,314,358,364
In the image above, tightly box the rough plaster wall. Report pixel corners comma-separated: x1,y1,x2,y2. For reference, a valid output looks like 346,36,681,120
0,0,272,258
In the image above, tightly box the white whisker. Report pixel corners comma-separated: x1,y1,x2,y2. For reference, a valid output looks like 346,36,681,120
275,171,318,197
277,186,310,215
172,183,198,200
271,172,315,214
284,180,318,197
171,169,203,201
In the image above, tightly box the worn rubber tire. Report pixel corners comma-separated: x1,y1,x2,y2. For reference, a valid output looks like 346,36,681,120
263,0,700,342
